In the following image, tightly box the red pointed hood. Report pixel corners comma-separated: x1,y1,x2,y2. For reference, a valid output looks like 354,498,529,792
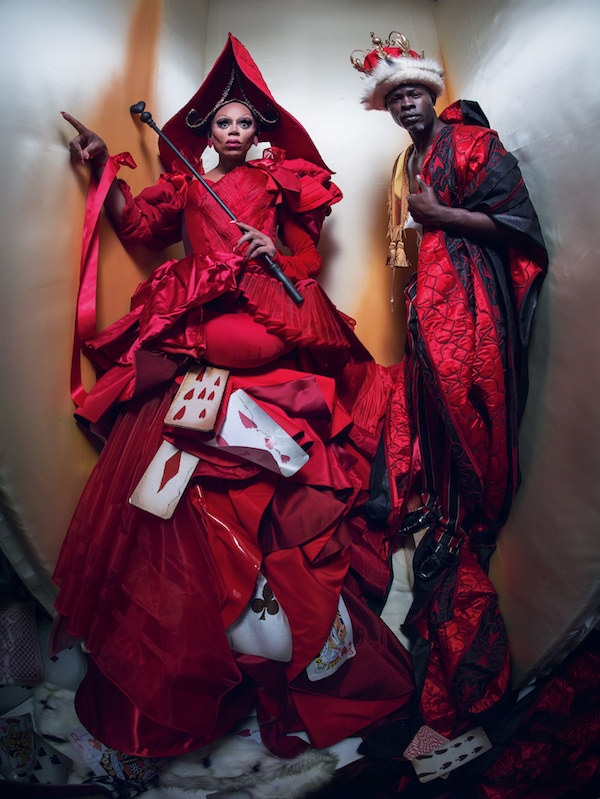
160,34,331,172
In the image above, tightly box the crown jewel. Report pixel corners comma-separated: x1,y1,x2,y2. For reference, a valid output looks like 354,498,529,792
350,30,444,110
350,31,423,74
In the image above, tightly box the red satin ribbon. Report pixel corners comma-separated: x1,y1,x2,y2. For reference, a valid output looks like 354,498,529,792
70,152,137,409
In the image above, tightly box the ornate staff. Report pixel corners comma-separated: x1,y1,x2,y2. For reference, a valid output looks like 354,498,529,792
130,101,304,305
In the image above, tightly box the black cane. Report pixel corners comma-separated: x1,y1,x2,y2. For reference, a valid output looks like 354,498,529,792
130,101,304,305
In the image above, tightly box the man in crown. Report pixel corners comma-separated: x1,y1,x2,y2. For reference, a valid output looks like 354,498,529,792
352,34,548,740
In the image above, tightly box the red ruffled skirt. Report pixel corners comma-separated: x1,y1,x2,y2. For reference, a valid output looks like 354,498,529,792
52,266,413,757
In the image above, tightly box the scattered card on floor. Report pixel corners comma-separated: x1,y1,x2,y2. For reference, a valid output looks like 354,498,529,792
410,726,492,782
403,725,449,760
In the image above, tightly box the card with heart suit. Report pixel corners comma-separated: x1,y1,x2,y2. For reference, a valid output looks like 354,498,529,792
205,389,309,477
164,365,229,431
409,726,493,782
226,572,293,662
129,440,200,519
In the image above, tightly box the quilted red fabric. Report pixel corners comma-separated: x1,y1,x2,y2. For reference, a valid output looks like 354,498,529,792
383,102,548,737
386,108,547,539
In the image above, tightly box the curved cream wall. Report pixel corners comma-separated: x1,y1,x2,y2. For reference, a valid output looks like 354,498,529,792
436,0,600,683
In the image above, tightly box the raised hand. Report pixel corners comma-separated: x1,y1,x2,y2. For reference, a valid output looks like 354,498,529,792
61,111,108,166
61,111,126,225
406,174,444,227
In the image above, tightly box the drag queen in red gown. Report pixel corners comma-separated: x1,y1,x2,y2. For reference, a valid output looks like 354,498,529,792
52,35,414,759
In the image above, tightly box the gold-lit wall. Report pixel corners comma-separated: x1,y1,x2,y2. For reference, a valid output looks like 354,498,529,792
0,0,598,683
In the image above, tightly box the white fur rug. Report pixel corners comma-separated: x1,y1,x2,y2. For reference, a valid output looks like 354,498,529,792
1,683,362,798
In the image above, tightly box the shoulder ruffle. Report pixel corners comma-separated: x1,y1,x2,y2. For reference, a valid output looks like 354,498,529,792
248,148,342,213
119,170,192,208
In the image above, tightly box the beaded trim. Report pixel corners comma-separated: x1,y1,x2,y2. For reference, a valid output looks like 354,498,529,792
185,65,279,132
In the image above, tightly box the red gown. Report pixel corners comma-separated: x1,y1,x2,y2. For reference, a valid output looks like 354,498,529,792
52,148,414,758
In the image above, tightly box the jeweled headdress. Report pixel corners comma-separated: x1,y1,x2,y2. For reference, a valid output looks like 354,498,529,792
160,34,330,171
184,64,279,133
350,31,444,111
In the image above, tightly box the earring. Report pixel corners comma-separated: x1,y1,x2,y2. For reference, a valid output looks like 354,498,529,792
207,137,213,148
253,135,259,147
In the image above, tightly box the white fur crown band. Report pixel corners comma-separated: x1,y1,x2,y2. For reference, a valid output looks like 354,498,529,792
350,31,445,111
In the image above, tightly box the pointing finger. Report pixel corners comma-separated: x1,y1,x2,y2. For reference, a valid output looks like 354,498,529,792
60,111,89,134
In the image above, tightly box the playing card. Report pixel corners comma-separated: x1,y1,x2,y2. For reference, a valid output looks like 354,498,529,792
68,725,109,777
0,713,35,780
403,725,449,760
410,726,493,782
30,733,72,785
99,747,164,783
129,440,200,519
226,573,293,662
306,595,356,682
164,365,229,431
68,725,164,783
205,389,309,477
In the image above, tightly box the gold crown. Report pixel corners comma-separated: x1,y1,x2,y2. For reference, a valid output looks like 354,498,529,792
350,31,423,73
